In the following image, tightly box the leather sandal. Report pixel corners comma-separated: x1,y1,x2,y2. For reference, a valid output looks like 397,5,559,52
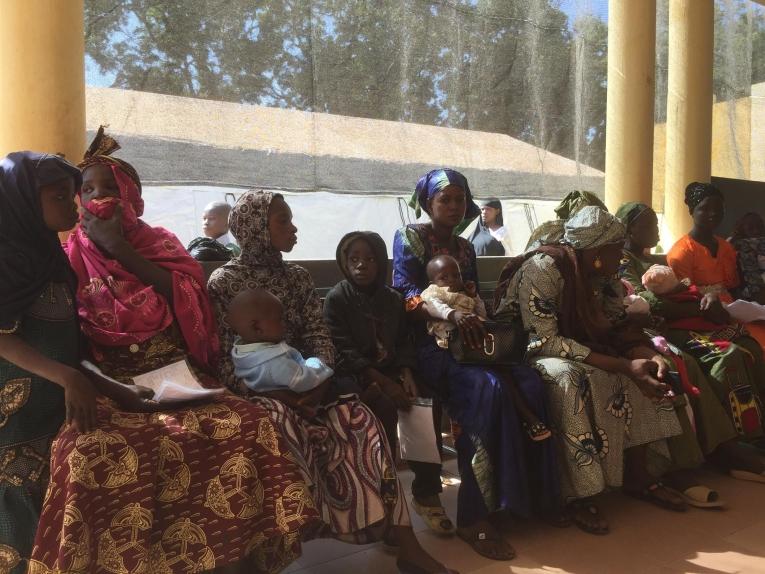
624,482,687,512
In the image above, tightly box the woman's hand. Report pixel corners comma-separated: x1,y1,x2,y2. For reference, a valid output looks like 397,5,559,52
624,358,670,402
400,367,419,400
60,368,99,432
451,311,487,349
80,205,126,256
377,376,412,410
701,300,731,324
699,292,718,311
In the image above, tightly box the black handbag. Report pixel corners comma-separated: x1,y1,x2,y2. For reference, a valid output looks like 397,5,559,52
447,320,527,365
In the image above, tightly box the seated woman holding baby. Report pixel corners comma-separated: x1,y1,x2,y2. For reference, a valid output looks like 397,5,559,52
392,168,560,561
617,199,765,483
30,129,321,574
207,189,453,574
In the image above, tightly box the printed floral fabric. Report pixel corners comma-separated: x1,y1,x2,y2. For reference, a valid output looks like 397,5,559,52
0,284,76,574
502,253,682,500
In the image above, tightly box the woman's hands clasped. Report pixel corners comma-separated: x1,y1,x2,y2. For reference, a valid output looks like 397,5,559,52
623,347,671,402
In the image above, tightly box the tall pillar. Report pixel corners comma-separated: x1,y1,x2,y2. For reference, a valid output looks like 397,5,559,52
0,0,86,163
663,0,714,244
604,0,656,212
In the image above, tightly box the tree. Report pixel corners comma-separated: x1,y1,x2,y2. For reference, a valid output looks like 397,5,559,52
85,0,610,169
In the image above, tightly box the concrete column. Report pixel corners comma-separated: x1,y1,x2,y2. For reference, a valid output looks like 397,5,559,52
0,0,86,163
604,0,656,212
663,0,714,244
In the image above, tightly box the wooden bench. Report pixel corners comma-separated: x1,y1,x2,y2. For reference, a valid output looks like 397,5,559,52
201,256,511,300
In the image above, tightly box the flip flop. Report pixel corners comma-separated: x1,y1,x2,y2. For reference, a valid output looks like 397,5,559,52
624,482,687,512
411,498,455,535
730,469,765,484
665,485,725,509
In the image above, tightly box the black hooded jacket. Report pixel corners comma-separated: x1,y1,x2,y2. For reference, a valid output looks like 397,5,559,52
323,231,416,379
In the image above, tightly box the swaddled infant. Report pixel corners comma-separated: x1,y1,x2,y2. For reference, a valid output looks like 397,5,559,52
227,288,333,395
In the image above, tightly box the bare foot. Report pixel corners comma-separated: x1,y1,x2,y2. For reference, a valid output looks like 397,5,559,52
393,526,457,573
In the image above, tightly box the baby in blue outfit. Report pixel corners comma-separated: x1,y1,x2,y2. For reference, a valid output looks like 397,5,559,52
228,288,333,398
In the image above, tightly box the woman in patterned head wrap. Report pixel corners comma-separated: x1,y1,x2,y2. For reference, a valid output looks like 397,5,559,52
666,182,765,355
618,201,765,485
32,131,331,574
495,206,688,533
208,190,456,574
393,168,560,561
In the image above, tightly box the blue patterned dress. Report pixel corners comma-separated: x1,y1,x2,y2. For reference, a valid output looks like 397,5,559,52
392,223,559,527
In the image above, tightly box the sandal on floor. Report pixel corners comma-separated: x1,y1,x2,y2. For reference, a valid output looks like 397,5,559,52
397,559,459,574
666,485,725,509
523,421,552,442
456,527,516,561
730,469,765,484
624,482,687,512
566,501,608,535
411,498,455,535
541,510,572,528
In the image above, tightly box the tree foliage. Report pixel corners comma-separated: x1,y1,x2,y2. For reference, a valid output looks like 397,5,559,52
84,0,765,173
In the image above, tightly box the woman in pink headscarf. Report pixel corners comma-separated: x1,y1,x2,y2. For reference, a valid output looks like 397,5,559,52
32,129,325,574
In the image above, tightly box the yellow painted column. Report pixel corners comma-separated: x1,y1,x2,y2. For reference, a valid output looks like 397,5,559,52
604,0,656,212
0,0,85,163
663,0,714,245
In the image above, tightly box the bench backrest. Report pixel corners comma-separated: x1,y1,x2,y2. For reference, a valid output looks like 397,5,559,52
200,256,511,300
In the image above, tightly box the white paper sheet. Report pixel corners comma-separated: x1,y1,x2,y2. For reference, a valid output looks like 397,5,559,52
128,360,224,404
725,299,765,323
397,399,441,464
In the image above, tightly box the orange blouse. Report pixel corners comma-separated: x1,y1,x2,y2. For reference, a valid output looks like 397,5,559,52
666,234,740,301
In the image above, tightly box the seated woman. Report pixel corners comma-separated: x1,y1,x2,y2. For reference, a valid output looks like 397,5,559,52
0,152,98,574
666,182,765,353
495,206,687,533
30,131,323,574
729,212,765,304
207,190,454,574
392,168,560,561
324,231,452,535
618,201,765,481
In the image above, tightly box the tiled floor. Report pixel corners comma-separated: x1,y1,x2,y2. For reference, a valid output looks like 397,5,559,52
285,459,765,574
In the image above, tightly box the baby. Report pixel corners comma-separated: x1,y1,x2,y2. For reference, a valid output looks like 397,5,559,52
202,201,240,256
421,255,550,441
421,254,487,347
227,288,333,415
640,264,721,331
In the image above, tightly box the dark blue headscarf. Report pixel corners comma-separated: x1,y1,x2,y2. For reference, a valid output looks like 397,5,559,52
414,168,480,219
0,151,81,326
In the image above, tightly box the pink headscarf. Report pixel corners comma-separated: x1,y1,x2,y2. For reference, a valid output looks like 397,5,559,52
65,134,219,371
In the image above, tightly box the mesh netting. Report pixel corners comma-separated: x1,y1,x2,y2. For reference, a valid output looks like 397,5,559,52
83,0,763,256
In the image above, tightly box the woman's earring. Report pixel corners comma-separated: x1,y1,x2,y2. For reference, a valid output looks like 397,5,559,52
594,256,603,269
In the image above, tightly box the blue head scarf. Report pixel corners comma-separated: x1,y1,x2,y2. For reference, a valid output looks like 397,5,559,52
414,168,480,219
407,169,480,236
0,151,81,326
